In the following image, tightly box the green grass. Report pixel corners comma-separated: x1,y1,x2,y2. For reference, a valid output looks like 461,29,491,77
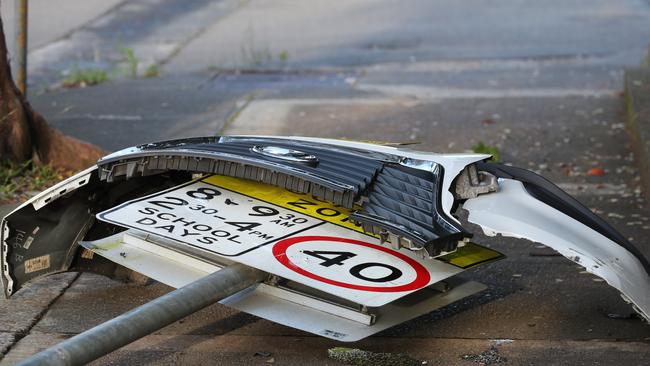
62,69,109,87
472,141,501,162
241,44,272,67
144,64,160,78
118,46,139,78
277,50,289,62
0,161,69,203
240,26,272,67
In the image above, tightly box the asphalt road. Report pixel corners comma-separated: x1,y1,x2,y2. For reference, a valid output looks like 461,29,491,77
2,0,650,365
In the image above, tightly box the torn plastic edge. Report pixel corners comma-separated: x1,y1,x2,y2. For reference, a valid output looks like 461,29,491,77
464,178,650,322
476,162,650,273
0,167,95,295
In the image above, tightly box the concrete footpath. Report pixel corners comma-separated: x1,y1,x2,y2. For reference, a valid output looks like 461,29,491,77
2,0,650,365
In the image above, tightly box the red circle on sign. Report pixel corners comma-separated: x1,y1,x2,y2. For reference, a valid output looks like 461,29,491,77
272,236,431,292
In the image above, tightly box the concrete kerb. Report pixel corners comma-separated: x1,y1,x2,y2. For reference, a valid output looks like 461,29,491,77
624,66,650,199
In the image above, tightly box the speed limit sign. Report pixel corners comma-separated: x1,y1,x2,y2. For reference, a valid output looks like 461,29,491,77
100,174,501,306
273,236,431,292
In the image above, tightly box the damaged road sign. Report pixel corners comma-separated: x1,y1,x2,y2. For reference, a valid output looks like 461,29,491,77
94,174,501,308
1,135,648,344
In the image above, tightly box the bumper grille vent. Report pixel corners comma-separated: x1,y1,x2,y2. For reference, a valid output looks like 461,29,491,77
351,165,469,257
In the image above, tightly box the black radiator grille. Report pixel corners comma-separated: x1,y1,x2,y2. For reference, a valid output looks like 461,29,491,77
98,137,382,208
351,165,469,257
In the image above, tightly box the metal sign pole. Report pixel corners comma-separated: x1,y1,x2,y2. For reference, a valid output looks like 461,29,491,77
17,263,266,366
15,0,28,94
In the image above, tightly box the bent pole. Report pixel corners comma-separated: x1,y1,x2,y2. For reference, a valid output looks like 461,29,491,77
18,263,266,366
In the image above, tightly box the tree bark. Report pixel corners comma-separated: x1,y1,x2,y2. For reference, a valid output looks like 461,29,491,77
0,11,105,171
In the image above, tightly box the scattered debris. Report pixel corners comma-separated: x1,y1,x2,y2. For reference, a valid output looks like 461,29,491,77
491,339,513,346
461,345,507,365
586,168,606,176
607,212,625,219
344,76,357,86
327,347,423,366
592,108,604,115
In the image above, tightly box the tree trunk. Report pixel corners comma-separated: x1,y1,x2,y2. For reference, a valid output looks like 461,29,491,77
0,12,105,171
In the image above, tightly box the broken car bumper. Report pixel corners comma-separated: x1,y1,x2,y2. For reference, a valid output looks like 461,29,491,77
1,136,648,340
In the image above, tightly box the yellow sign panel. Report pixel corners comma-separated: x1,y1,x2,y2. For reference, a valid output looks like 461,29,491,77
203,175,370,235
438,243,504,269
203,175,504,268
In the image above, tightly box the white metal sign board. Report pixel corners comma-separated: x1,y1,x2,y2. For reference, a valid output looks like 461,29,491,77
98,175,501,306
80,231,488,341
